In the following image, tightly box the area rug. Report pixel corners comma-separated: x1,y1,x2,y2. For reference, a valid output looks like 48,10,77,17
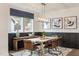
10,47,72,56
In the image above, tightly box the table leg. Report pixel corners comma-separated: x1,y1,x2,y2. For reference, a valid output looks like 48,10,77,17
40,42,45,56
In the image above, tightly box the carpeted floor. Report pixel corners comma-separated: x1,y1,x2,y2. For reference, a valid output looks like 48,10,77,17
9,47,72,56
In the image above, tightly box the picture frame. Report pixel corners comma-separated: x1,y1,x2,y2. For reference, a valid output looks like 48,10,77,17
42,21,50,30
51,17,63,29
64,16,77,29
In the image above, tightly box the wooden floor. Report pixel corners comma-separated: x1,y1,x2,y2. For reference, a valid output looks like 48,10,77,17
67,49,79,56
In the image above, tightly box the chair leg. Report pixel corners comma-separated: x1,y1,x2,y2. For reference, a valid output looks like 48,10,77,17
29,50,33,56
54,47,63,56
48,48,52,54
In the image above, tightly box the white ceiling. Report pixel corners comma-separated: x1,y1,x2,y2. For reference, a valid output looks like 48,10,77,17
9,3,79,14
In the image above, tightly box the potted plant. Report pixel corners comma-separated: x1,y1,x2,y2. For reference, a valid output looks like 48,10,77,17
41,32,47,39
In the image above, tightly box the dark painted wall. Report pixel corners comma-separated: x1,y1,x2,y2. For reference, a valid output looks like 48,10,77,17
8,32,79,50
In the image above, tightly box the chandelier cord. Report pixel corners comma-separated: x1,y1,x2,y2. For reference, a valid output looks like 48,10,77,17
41,3,46,18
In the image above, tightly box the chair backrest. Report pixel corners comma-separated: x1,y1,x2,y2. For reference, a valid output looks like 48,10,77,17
24,40,33,50
52,39,60,48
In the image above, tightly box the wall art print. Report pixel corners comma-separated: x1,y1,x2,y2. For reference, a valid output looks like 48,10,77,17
64,16,77,29
42,21,50,30
51,17,63,29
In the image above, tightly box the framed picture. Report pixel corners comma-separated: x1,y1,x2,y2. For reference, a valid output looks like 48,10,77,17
42,21,50,30
64,16,77,29
51,17,63,29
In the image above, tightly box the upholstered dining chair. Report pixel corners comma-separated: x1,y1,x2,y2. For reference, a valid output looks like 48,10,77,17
51,38,63,56
44,38,63,56
24,40,40,55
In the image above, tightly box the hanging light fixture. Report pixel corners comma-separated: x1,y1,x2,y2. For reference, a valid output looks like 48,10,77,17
38,3,48,22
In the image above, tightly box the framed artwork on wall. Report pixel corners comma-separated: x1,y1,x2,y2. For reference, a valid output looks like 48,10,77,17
64,16,77,29
42,21,50,30
51,17,63,29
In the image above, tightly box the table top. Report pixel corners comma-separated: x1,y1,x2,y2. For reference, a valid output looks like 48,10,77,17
23,36,60,42
14,36,38,39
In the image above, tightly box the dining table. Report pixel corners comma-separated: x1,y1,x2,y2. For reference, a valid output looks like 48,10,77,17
23,36,61,56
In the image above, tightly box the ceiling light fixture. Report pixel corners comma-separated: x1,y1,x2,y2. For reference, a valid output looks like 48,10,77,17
38,3,48,22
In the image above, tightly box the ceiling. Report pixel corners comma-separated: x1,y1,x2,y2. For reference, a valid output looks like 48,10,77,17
9,3,79,14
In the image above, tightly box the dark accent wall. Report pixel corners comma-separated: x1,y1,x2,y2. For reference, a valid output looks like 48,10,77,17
8,32,79,50
8,33,16,50
35,32,79,49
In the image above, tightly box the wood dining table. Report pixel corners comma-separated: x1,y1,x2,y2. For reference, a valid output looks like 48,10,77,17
23,36,61,56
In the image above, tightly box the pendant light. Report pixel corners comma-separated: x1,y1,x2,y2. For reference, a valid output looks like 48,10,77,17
38,3,48,22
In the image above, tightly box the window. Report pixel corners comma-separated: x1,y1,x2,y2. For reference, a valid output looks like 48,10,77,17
9,16,33,33
23,18,33,32
10,16,23,33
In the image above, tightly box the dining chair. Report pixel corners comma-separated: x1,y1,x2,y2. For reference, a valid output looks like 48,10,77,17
44,38,63,56
51,39,63,56
24,40,40,56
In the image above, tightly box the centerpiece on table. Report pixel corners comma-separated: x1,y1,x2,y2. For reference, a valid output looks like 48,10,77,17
41,32,47,40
